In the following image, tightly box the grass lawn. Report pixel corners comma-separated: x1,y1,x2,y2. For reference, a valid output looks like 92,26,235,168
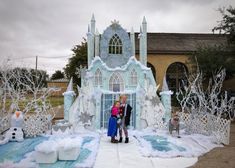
0,96,64,112
48,96,64,107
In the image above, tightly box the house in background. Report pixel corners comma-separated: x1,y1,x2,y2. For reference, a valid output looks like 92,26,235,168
47,78,69,96
134,33,228,92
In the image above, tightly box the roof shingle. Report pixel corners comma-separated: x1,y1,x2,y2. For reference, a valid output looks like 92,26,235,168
135,33,227,54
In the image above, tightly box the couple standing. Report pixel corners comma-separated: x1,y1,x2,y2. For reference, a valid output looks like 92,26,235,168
107,95,132,143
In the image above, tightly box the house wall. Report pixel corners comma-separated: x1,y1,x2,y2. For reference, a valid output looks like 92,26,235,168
47,82,68,96
136,54,192,90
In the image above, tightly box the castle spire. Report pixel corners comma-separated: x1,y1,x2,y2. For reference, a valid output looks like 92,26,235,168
87,14,95,67
139,16,147,66
130,27,135,56
95,28,100,56
142,16,147,24
88,24,91,33
91,13,96,34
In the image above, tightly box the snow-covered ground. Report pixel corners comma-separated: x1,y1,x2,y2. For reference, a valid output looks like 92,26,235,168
94,134,198,168
0,133,100,168
0,129,222,168
133,129,222,158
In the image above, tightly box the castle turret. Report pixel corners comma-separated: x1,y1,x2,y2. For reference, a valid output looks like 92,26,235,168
63,78,75,121
95,29,100,56
160,76,173,122
139,16,147,66
130,27,135,56
87,14,95,68
91,13,95,34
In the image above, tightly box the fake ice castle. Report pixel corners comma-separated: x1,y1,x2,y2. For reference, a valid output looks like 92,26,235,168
63,15,173,130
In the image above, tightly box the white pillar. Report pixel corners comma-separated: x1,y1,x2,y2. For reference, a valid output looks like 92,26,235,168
130,27,135,56
139,26,144,65
87,14,96,68
87,25,94,68
139,17,147,66
91,13,96,35
95,29,100,56
63,78,75,122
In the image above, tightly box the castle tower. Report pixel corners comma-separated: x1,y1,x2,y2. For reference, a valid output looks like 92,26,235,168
160,76,173,122
91,13,95,34
95,29,100,56
63,78,75,121
130,27,135,56
87,14,95,68
139,16,147,66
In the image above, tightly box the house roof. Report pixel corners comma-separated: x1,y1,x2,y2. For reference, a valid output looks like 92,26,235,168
134,33,227,54
47,78,69,83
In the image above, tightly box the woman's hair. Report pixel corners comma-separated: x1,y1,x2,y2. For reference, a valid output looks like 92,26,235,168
114,100,120,106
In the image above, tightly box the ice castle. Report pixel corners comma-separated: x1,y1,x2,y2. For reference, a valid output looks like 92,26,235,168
64,15,172,131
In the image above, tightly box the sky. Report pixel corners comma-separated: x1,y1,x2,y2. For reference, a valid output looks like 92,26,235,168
0,0,234,76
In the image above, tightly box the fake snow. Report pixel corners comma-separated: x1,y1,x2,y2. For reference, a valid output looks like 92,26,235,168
133,129,222,158
0,133,100,168
88,56,150,71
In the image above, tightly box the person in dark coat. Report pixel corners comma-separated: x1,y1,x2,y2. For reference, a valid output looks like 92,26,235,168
107,101,120,143
118,95,132,143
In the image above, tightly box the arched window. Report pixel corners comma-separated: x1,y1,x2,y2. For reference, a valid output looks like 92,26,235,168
130,69,137,86
166,62,188,92
109,72,124,92
94,69,102,86
147,62,156,81
109,34,122,54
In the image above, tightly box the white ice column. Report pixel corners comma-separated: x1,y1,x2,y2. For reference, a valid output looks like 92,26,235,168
139,16,147,66
95,29,100,56
130,27,135,56
91,13,95,34
87,14,95,68
160,76,173,122
63,78,75,121
87,26,94,68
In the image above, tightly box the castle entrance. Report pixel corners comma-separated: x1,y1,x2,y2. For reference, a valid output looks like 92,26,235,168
100,93,136,128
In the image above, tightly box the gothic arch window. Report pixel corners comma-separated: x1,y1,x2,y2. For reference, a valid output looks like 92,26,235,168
166,62,188,92
109,72,124,92
109,34,122,54
130,69,137,86
94,69,102,86
147,62,156,81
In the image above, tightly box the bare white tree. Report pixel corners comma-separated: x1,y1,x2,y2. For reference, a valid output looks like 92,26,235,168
0,60,56,136
176,68,234,120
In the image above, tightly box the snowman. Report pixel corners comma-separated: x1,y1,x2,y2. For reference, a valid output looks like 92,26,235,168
0,111,24,145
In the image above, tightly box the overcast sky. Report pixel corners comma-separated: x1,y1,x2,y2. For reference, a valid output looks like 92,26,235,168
0,0,234,76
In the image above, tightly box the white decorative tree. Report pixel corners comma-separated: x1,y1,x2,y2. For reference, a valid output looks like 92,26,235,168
176,67,234,144
176,68,234,120
0,60,56,137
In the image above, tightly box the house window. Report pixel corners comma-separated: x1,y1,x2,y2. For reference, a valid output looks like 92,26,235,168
109,72,124,92
130,69,137,86
94,69,102,86
109,34,122,54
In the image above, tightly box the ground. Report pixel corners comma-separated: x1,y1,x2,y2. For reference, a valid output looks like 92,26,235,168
191,122,235,168
1,103,234,168
53,105,235,167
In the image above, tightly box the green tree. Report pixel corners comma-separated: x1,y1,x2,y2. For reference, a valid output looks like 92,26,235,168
212,6,235,45
64,38,87,85
51,70,64,80
191,44,234,79
190,6,235,79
